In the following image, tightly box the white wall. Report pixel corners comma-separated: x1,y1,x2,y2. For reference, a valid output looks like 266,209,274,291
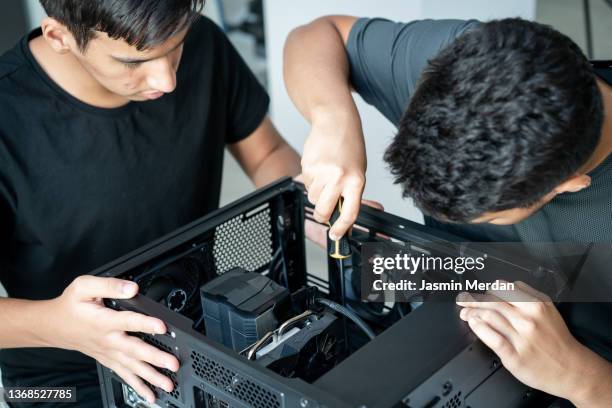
264,0,535,223
421,0,535,20
24,0,47,29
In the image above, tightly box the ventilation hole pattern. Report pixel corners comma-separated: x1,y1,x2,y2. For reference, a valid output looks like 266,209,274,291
212,206,274,275
444,391,463,408
191,350,281,408
141,334,181,401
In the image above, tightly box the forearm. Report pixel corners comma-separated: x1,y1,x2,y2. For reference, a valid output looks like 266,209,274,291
250,142,301,188
284,17,359,124
0,297,54,348
570,344,612,407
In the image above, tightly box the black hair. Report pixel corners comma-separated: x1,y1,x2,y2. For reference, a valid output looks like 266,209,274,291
39,0,205,51
384,18,603,223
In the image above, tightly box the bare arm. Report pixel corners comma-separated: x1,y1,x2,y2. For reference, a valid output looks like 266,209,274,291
572,352,612,408
228,116,301,187
284,15,357,123
0,297,52,348
0,277,179,404
283,16,367,240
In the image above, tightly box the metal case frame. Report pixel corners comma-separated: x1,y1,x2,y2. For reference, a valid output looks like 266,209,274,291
94,178,536,408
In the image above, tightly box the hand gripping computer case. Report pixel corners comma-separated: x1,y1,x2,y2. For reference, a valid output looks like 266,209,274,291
93,178,543,408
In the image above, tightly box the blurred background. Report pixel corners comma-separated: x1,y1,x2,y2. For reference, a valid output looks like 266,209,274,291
0,3,610,388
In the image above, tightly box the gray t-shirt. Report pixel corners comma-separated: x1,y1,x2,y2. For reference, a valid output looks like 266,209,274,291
347,18,479,125
346,18,611,360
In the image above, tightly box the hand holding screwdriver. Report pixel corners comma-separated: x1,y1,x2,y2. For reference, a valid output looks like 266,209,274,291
327,198,351,259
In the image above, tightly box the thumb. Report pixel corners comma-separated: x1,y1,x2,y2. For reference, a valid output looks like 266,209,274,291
71,275,139,301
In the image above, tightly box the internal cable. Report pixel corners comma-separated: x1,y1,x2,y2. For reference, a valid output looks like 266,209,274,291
273,218,290,287
269,247,289,287
316,298,375,340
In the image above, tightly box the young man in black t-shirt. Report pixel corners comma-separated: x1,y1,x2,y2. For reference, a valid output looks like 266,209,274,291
0,1,302,405
284,16,612,407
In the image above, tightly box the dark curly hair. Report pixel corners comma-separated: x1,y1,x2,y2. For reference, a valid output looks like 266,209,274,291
384,18,603,223
39,0,205,52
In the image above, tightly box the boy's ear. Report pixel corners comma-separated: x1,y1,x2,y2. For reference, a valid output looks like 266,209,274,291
40,17,73,54
553,174,592,194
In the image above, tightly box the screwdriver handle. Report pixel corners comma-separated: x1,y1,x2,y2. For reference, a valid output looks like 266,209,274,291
328,198,351,259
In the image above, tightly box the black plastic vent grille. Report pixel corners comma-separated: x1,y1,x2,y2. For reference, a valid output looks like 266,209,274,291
190,350,281,408
444,391,462,408
213,205,273,274
141,334,181,401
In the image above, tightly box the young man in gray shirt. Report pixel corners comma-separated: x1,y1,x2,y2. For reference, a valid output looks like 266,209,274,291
284,16,612,407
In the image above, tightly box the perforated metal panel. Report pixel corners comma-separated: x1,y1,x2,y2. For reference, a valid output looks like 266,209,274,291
190,350,281,408
444,391,462,408
141,334,181,401
212,205,274,275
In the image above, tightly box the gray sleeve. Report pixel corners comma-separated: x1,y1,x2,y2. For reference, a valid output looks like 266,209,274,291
346,18,480,126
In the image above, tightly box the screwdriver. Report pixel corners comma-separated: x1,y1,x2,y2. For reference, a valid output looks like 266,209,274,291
328,198,351,261
328,198,352,348
328,198,351,307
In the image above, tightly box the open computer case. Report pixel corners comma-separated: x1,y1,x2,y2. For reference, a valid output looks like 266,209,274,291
93,178,544,408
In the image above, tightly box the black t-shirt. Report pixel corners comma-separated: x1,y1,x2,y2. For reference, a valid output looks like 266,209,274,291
0,15,268,402
347,18,611,361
